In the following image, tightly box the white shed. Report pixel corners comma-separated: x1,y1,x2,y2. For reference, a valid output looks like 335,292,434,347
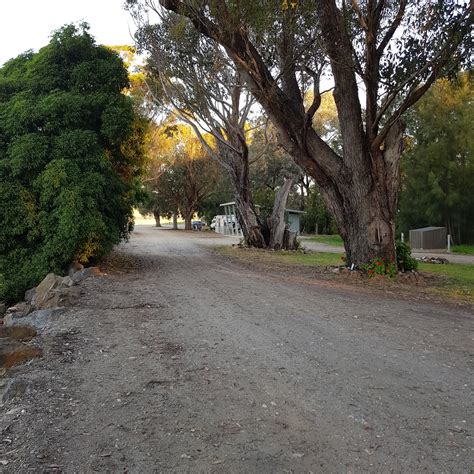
285,209,305,235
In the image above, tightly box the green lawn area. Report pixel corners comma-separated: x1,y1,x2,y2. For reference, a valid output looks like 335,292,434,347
452,245,474,255
263,251,474,296
303,234,344,246
418,262,474,301
217,246,344,267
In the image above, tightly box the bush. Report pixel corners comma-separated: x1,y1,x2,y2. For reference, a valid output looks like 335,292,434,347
362,256,397,278
396,240,418,272
0,24,145,304
360,241,417,277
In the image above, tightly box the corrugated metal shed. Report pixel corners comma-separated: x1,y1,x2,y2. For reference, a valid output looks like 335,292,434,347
285,209,305,235
409,226,447,249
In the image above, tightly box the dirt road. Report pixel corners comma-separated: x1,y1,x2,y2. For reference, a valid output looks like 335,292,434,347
1,226,473,472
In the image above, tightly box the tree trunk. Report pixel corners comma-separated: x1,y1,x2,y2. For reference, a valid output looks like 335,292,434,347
217,141,267,248
172,212,178,230
233,191,267,247
184,211,193,231
332,188,397,266
219,143,297,250
269,179,297,250
319,122,403,266
153,210,161,227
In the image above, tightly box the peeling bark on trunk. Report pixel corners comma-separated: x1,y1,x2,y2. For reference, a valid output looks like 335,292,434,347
153,210,162,227
219,143,296,250
269,179,297,250
333,190,397,265
233,192,267,248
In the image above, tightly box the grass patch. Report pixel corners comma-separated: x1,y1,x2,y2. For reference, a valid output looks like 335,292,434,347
302,235,474,256
303,234,344,246
418,262,474,302
452,245,474,255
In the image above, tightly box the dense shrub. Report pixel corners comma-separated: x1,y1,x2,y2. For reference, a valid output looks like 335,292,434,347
0,24,145,304
396,240,418,272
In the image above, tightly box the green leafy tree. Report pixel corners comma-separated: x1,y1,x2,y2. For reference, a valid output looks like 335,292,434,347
198,172,233,226
137,191,167,227
248,125,302,214
143,122,220,230
300,187,337,235
0,24,146,304
398,73,474,244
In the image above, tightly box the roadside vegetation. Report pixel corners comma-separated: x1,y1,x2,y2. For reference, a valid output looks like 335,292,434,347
452,245,474,255
0,24,146,304
418,263,474,302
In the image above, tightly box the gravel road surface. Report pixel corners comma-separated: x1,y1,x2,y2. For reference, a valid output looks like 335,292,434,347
1,226,473,472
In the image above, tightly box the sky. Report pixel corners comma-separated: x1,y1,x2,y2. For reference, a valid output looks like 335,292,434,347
0,0,136,66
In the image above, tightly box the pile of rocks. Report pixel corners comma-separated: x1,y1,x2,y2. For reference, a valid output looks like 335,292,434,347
416,256,449,264
0,265,101,372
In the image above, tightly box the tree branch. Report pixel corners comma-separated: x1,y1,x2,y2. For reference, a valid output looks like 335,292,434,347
373,7,473,149
376,0,407,58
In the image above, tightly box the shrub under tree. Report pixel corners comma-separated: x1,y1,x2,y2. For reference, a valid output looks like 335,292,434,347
0,24,146,304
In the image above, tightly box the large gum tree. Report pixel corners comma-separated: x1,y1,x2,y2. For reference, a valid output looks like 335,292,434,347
128,7,299,249
129,0,472,265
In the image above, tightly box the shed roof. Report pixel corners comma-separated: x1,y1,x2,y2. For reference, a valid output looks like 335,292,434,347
285,209,306,214
410,226,446,232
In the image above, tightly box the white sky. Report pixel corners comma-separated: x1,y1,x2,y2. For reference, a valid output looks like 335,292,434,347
0,0,136,67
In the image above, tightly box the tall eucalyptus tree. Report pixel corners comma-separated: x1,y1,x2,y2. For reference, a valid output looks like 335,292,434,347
129,0,472,265
129,8,298,248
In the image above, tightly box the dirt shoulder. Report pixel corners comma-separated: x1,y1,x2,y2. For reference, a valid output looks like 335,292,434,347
217,245,474,308
1,226,473,472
